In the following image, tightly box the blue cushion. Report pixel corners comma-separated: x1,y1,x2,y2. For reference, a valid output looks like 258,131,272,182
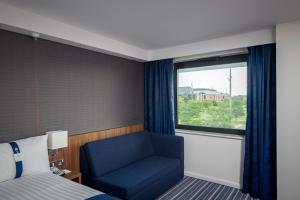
86,194,120,200
84,132,154,177
94,156,180,199
130,167,182,200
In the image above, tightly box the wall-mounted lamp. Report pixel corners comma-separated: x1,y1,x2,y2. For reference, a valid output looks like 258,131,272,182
46,130,68,161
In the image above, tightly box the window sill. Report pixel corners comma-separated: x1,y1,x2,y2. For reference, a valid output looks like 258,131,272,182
175,129,245,140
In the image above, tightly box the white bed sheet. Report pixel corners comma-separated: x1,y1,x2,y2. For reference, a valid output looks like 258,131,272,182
0,172,102,200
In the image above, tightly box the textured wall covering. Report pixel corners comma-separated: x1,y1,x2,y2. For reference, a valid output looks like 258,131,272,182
0,29,144,143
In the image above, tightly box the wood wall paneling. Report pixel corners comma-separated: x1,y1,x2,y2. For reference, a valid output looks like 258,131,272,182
51,124,144,172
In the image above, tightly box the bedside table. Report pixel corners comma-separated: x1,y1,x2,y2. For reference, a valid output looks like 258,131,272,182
63,171,82,184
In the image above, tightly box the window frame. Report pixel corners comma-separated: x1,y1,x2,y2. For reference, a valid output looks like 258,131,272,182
174,54,248,136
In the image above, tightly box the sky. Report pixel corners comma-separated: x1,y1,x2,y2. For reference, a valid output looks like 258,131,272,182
178,62,247,96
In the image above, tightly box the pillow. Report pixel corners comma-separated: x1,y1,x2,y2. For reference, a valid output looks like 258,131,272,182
0,143,15,182
0,135,50,182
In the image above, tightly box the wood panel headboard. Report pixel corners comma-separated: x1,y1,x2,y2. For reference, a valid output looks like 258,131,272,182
52,124,144,171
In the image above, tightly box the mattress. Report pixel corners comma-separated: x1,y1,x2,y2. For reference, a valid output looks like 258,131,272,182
0,172,102,200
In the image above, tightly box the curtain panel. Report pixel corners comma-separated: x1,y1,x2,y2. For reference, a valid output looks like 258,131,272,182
243,43,277,200
144,59,175,135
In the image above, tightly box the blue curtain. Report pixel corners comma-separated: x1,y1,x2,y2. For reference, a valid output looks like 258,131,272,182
144,59,175,135
243,44,277,200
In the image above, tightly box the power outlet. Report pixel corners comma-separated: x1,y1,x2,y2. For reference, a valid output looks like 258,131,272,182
57,159,64,167
50,159,64,167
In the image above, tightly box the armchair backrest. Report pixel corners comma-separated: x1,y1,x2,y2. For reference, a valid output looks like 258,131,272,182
81,131,154,179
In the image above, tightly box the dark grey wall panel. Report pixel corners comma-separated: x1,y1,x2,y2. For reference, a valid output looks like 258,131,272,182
0,29,144,143
0,30,36,142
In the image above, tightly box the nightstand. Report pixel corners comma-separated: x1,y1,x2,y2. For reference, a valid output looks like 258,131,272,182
63,171,82,184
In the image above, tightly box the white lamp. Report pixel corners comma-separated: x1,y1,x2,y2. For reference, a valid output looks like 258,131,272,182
46,130,68,173
47,130,68,150
47,130,68,163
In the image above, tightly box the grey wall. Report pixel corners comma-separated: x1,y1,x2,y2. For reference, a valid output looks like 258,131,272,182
0,29,144,143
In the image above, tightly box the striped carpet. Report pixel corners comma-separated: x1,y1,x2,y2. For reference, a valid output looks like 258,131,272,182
157,176,256,200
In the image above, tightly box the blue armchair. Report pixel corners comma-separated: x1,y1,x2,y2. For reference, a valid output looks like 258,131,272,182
80,131,184,200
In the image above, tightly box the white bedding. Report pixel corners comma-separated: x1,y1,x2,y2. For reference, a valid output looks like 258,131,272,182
0,172,102,200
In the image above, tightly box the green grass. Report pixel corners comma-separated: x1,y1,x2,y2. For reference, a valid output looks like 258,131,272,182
177,96,246,129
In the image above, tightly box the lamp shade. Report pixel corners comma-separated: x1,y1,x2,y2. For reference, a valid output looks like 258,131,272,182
46,130,68,150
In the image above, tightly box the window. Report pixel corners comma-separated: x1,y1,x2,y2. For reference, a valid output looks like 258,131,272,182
174,54,247,135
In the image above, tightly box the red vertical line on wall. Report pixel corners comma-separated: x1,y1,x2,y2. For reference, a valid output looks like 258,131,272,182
33,39,40,134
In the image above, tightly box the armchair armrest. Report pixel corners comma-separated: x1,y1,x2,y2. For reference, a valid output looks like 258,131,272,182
150,133,184,161
80,146,92,186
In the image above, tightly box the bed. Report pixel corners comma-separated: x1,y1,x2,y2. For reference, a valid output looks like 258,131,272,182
0,171,120,200
0,135,119,200
0,171,97,200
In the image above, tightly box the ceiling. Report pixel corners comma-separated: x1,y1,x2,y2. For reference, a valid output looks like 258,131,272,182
0,0,300,50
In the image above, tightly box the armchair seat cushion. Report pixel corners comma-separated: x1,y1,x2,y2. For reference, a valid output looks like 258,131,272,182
95,156,180,199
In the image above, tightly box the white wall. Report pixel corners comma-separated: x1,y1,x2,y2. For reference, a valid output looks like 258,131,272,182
149,29,275,61
0,2,148,61
177,131,244,188
276,20,300,200
0,2,275,62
